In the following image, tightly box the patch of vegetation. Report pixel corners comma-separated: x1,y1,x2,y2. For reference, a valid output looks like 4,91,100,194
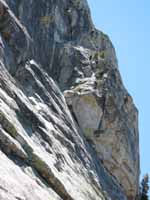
23,144,47,174
84,127,94,138
31,154,46,171
40,16,54,27
82,95,98,108
99,51,105,59
28,153,50,179
92,50,106,62
94,129,105,137
0,111,17,138
140,174,149,200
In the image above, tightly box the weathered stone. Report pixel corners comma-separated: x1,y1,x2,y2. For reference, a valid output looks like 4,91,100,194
0,0,30,75
64,63,139,199
0,0,139,200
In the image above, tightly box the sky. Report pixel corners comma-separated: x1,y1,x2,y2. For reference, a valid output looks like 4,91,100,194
87,0,150,178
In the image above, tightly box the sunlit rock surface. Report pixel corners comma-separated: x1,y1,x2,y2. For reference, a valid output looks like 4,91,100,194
0,0,139,199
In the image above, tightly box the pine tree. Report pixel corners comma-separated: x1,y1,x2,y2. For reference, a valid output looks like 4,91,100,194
140,174,149,200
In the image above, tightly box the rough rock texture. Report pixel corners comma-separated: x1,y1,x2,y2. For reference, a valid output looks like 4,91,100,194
0,0,139,200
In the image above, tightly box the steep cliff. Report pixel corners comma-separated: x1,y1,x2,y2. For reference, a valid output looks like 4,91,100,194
0,0,140,200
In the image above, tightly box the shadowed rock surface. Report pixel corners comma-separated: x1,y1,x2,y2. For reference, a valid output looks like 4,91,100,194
0,0,139,200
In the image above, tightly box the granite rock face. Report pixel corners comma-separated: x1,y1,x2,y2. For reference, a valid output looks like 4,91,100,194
0,0,139,200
